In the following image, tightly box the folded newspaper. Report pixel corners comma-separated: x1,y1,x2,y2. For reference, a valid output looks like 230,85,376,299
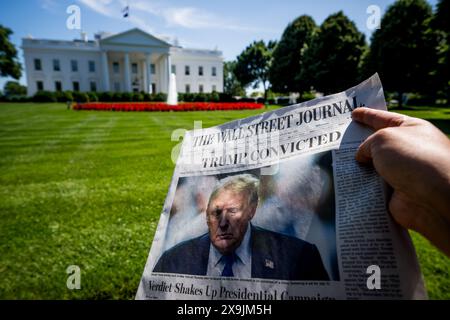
136,74,426,300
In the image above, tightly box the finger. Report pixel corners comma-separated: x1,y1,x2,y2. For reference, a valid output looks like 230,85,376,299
355,133,375,164
352,107,407,131
388,191,420,231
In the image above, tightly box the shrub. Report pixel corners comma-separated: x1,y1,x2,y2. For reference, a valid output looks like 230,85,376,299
152,92,167,102
210,91,220,102
142,93,152,102
219,93,234,102
55,91,74,102
132,92,144,102
407,93,435,106
277,97,290,106
121,92,133,102
33,91,57,103
98,92,114,102
72,92,90,103
111,93,121,102
182,93,194,102
7,95,30,102
297,92,315,103
86,92,98,102
240,97,256,103
193,93,207,102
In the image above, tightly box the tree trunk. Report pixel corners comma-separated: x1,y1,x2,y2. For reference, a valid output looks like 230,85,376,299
263,82,268,108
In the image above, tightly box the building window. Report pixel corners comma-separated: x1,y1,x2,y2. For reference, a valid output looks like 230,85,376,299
150,64,155,74
88,60,96,72
212,66,217,77
185,84,190,93
34,59,42,71
185,65,190,76
114,82,120,92
72,81,80,92
53,59,60,72
151,83,156,93
36,81,44,91
90,81,97,92
171,64,176,75
212,85,217,92
55,81,62,92
71,60,78,72
199,84,204,93
113,62,120,74
198,66,204,76
132,63,138,74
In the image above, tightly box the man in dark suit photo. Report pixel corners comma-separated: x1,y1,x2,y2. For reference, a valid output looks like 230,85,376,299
153,174,330,281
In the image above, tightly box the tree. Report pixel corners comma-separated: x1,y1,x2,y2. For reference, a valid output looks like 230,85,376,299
269,15,316,95
234,40,276,100
432,0,450,101
0,25,22,79
3,81,26,96
223,61,245,97
366,0,437,108
300,11,367,95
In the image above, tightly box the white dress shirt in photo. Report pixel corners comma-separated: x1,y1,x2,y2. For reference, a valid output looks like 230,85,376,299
206,223,252,278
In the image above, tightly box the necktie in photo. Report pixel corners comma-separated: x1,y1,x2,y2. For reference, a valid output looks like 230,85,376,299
221,253,236,277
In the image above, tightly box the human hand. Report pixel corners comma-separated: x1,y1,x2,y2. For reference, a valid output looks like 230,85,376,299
352,107,450,257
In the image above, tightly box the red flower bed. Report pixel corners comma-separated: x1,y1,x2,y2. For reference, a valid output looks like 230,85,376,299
73,102,264,112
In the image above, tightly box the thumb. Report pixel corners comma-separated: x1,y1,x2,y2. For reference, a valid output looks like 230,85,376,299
355,132,376,164
352,107,407,131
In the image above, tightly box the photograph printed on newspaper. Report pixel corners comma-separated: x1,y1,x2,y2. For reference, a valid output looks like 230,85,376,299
136,74,427,300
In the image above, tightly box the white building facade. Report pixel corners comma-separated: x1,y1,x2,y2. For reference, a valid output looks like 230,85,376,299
22,28,224,96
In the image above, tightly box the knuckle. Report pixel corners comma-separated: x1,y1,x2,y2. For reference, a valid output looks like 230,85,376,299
374,128,392,142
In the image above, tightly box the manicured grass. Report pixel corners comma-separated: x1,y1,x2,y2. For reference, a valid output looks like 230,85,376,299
0,103,448,299
389,105,450,136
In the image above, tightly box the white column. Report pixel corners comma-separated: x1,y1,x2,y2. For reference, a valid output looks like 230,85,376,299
166,53,171,93
145,53,152,94
101,51,110,92
124,52,131,92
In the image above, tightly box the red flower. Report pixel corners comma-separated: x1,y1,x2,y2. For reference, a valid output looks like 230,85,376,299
73,102,264,112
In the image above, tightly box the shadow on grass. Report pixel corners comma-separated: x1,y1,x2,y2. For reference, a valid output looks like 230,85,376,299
428,119,450,135
388,106,417,111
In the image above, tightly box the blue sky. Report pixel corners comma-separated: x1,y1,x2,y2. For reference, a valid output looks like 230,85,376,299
0,0,439,90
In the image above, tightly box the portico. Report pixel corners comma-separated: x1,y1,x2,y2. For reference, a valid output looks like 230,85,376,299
99,29,172,94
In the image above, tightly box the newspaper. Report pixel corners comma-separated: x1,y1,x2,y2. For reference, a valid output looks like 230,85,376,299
136,74,426,300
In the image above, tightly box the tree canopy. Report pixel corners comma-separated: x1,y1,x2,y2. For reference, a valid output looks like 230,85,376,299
269,15,316,94
299,11,367,95
0,25,22,79
432,0,450,100
223,61,245,97
3,81,26,96
366,0,437,106
234,40,276,100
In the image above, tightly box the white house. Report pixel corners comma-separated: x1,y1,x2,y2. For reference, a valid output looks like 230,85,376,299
22,28,224,96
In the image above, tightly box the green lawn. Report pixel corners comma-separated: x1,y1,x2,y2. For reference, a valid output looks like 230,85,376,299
0,103,448,299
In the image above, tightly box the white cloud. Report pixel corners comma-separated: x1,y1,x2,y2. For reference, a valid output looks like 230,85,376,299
162,7,218,29
40,0,59,12
161,6,270,32
77,0,155,33
77,0,116,17
77,0,273,33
